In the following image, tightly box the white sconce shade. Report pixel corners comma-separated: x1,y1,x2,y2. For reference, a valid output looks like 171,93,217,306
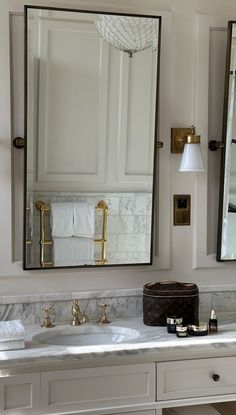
179,135,205,172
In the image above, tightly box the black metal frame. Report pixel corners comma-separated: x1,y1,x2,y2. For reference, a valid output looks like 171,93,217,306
217,21,234,261
23,5,162,270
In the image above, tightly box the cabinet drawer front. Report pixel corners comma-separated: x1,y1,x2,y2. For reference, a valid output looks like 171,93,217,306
41,363,155,413
0,373,40,414
157,356,236,400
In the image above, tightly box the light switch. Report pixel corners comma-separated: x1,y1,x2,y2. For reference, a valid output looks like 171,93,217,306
173,195,191,226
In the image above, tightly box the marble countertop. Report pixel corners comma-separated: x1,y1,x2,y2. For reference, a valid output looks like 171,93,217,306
1,318,236,371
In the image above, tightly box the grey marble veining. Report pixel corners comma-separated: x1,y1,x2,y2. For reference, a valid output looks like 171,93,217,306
2,318,236,369
1,288,236,328
1,288,142,305
0,303,35,324
33,296,142,325
72,288,142,299
0,289,142,326
2,292,73,305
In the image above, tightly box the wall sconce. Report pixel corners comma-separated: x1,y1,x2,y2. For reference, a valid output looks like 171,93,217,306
171,126,205,172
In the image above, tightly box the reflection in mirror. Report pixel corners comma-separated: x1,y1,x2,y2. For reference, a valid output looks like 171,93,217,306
24,6,161,269
218,21,236,260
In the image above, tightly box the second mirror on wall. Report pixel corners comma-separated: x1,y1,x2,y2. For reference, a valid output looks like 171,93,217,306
24,6,162,269
218,21,236,261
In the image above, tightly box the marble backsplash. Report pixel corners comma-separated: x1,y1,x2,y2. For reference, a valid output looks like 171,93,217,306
0,289,142,325
0,288,235,326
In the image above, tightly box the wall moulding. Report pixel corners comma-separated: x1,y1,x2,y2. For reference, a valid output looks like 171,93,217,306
194,14,230,269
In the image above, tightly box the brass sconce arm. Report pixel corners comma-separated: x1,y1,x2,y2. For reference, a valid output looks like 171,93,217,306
171,125,196,153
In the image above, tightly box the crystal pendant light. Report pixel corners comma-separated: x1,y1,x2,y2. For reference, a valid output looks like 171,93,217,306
95,15,159,57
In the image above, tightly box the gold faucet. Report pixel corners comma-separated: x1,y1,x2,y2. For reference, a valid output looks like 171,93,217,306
97,303,110,324
41,305,55,328
71,299,89,326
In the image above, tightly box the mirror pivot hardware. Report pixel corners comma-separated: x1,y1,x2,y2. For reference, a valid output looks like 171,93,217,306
155,141,164,148
208,140,225,151
13,137,25,149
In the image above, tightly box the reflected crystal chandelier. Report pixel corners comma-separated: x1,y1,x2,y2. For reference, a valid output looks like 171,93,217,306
95,15,159,57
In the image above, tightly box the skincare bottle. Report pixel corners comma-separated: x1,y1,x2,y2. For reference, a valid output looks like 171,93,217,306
167,317,183,333
209,310,218,333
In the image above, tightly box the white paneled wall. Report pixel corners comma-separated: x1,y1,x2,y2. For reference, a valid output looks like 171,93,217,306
1,0,236,295
30,10,156,192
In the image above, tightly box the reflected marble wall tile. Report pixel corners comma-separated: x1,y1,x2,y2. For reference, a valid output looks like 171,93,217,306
105,197,119,215
118,234,146,252
108,252,148,263
134,216,147,233
146,196,152,215
107,234,118,253
108,216,134,234
120,196,135,215
133,195,147,215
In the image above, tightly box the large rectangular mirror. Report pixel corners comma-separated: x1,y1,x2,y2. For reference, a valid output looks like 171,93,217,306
218,21,236,260
24,5,161,269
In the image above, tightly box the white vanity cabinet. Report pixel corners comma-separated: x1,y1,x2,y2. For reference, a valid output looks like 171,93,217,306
0,373,40,414
40,363,155,414
0,363,155,415
1,357,236,415
157,356,236,401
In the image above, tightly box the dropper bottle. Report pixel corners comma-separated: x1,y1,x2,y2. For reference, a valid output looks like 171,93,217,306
209,310,218,333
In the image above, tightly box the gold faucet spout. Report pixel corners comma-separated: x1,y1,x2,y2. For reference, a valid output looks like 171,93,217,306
71,299,89,325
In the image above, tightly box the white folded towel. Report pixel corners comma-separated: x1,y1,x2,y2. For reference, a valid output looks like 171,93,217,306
51,202,74,237
73,202,95,238
53,236,94,266
0,320,25,342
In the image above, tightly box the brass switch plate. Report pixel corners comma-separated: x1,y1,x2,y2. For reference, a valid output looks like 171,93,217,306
171,127,195,153
173,195,191,226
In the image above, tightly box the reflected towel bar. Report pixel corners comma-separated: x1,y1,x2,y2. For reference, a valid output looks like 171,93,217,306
35,200,108,267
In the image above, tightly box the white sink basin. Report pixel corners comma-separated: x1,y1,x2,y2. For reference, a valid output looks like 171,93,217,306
33,325,140,346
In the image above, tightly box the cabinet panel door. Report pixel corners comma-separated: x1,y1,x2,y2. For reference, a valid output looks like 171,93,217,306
41,363,155,413
37,17,107,187
157,356,236,401
0,373,40,414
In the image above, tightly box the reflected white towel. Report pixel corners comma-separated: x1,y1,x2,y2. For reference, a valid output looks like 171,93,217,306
51,202,73,237
53,236,94,266
0,320,25,342
73,202,94,238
